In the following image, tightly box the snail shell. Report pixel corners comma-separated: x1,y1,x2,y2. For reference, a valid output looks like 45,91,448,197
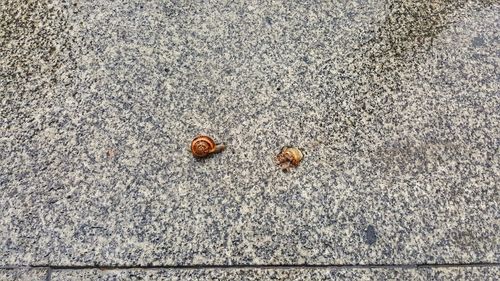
283,147,303,166
276,147,303,168
191,135,224,158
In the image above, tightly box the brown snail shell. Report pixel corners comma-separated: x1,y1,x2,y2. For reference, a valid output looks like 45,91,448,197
276,147,303,170
191,135,225,158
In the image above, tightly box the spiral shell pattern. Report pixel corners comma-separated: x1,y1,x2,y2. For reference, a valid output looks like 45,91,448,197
191,135,218,158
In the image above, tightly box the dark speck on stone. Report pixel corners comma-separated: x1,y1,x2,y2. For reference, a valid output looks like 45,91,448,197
365,225,377,245
265,16,272,26
472,36,485,47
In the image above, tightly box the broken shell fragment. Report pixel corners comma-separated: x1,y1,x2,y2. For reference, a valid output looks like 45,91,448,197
276,147,303,171
191,135,225,158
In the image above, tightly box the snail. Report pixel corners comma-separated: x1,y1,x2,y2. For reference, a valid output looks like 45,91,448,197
190,135,225,158
275,147,303,171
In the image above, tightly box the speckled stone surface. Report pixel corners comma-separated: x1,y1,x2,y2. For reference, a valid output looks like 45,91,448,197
0,268,47,281
1,0,499,270
50,267,500,281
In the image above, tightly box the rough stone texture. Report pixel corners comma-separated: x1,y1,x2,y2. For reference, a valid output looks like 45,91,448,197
0,268,48,281
1,0,499,271
50,267,500,281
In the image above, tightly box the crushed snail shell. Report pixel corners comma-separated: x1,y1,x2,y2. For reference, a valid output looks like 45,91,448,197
276,147,303,171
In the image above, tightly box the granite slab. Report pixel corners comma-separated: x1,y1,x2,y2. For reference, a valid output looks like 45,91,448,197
50,266,500,281
0,268,48,281
1,0,499,268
